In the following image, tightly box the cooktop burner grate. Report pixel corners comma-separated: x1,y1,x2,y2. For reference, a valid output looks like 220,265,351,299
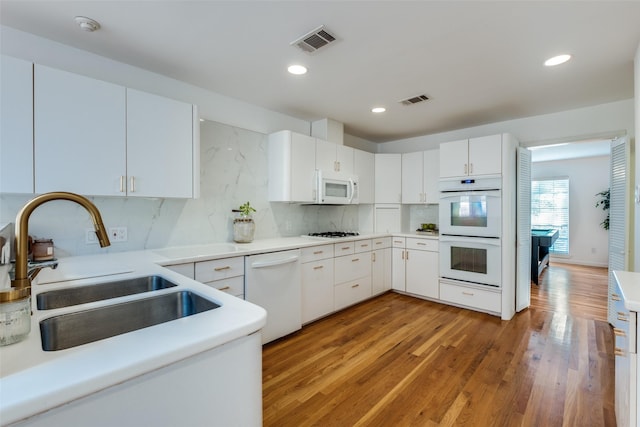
308,231,360,238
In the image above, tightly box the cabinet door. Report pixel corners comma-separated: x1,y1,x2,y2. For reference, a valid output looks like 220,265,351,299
469,135,502,176
405,249,438,299
34,65,126,195
375,153,402,203
423,149,440,203
290,133,317,202
1,56,33,193
126,89,195,198
336,144,354,176
315,140,336,175
372,248,392,294
354,149,374,204
439,139,468,178
301,259,334,323
391,248,406,291
401,152,423,203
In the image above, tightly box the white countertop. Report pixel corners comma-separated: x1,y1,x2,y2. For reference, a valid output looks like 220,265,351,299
0,232,435,424
613,270,640,312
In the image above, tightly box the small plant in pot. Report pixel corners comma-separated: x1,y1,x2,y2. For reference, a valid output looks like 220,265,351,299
232,201,256,243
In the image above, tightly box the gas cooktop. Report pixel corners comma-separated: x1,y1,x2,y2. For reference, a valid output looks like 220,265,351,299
307,231,360,239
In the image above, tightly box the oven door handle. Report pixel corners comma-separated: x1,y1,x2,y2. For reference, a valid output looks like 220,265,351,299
439,235,501,246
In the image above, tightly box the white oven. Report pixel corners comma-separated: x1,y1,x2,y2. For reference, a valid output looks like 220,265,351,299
439,177,502,237
439,235,502,287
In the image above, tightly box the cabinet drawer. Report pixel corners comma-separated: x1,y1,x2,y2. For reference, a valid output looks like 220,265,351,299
372,237,391,249
334,276,372,311
203,276,244,298
354,239,373,253
439,282,501,313
406,238,438,251
301,244,334,263
392,237,406,248
195,256,244,283
334,241,355,256
335,254,370,284
164,263,194,279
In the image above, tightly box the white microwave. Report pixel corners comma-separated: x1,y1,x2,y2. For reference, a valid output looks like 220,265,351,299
316,170,359,205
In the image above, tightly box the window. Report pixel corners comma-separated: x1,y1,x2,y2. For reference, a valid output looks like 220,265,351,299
531,178,569,255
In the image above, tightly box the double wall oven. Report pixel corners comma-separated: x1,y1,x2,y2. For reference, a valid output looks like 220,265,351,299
439,177,502,288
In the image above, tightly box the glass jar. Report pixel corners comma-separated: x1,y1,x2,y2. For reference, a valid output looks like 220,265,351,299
233,217,255,243
0,288,31,346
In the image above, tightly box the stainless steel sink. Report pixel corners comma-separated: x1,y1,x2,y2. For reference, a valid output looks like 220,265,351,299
37,275,178,310
40,291,220,351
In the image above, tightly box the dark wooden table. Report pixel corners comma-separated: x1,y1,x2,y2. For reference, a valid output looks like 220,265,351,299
531,229,559,284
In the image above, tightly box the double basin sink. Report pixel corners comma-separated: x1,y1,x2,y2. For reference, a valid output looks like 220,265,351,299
37,275,219,351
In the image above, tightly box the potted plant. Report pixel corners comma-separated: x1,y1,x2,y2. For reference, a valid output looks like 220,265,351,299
595,189,609,230
232,201,256,243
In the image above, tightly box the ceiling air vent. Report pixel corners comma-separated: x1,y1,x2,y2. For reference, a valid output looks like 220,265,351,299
291,25,337,53
399,94,429,106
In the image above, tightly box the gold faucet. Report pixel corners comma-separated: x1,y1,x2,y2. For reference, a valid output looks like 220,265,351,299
11,192,111,292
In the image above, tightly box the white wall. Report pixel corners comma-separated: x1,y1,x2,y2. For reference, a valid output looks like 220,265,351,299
378,99,634,153
532,156,610,267
635,40,640,272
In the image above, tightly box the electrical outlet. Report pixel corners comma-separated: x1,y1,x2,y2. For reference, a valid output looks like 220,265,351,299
85,229,98,244
109,227,128,243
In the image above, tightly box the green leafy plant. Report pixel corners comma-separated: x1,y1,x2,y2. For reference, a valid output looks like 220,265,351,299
595,189,610,230
237,201,256,218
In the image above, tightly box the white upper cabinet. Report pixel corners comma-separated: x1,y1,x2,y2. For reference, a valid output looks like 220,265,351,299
354,149,374,204
402,149,439,204
268,130,317,203
34,64,127,196
401,152,422,204
439,135,502,178
126,89,197,198
316,140,354,178
1,56,33,194
375,153,402,203
33,65,198,198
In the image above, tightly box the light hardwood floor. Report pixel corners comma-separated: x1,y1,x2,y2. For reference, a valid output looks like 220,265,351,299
263,263,615,426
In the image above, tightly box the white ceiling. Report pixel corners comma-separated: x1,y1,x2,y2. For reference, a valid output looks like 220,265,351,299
1,1,639,143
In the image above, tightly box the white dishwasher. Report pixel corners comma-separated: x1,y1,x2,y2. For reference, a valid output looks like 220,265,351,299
245,249,301,344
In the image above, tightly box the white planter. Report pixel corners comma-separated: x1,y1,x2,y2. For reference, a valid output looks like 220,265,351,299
233,218,255,243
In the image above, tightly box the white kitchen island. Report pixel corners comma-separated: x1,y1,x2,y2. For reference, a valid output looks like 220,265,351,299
0,250,266,427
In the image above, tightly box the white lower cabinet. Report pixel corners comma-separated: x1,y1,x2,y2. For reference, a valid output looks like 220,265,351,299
164,263,195,279
371,237,392,295
392,237,439,300
301,244,335,324
195,256,245,298
335,276,372,311
439,281,501,314
613,276,637,427
334,250,372,311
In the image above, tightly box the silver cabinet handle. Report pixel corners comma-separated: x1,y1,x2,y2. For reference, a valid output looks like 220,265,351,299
352,258,360,262
313,265,324,270
469,163,473,174
464,164,468,175
351,283,359,288
313,250,324,255
371,252,376,262
214,266,231,271
462,291,474,296
119,176,125,193
218,286,231,291
129,176,136,193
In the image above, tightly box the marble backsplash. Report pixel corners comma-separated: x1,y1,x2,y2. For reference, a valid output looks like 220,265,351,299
0,120,360,257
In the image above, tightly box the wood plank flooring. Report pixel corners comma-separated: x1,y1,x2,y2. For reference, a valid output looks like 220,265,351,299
262,263,615,426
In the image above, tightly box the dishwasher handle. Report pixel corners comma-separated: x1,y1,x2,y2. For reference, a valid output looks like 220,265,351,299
250,254,299,269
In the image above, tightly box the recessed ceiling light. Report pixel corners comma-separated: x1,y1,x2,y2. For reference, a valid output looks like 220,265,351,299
287,65,307,75
544,54,571,67
371,107,386,113
74,16,101,32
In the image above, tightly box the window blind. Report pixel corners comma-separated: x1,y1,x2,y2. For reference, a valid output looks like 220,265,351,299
531,178,569,255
